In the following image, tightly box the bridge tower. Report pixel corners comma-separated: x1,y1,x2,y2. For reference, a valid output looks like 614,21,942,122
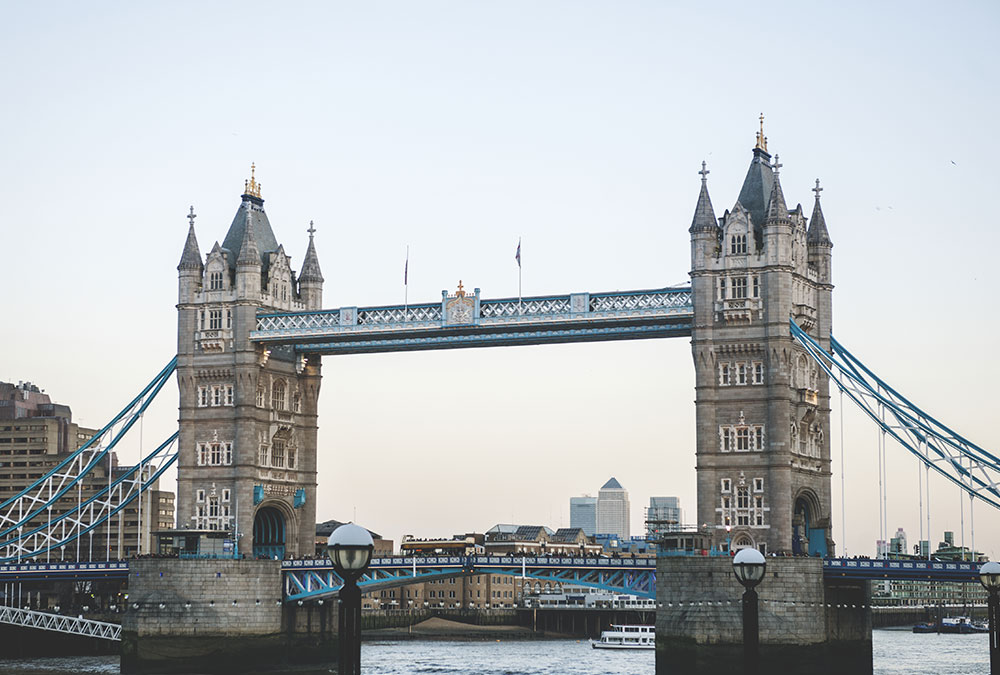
689,122,834,556
176,167,323,558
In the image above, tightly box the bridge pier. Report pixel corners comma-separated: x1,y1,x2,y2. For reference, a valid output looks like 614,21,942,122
656,557,871,675
121,559,336,674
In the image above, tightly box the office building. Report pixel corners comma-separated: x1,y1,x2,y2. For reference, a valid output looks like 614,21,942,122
570,495,597,536
596,477,630,539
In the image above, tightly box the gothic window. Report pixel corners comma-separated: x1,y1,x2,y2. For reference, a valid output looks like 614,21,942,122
256,387,265,408
754,497,764,526
224,442,232,465
293,393,301,413
790,423,801,454
198,387,209,407
213,387,222,406
736,427,749,451
209,310,222,330
753,478,764,492
259,443,269,466
736,487,750,525
718,278,726,300
721,496,732,526
222,489,230,502
226,310,232,329
287,447,296,470
720,427,735,452
209,271,223,290
721,478,731,493
198,310,205,330
753,362,764,385
272,381,286,411
737,363,747,385
731,234,747,255
752,275,760,298
197,444,207,466
720,363,731,386
733,277,748,299
210,443,221,465
196,489,205,503
226,386,234,406
272,440,285,468
753,426,764,450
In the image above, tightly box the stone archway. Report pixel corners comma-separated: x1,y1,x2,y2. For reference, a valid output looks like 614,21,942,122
253,505,286,559
792,490,827,557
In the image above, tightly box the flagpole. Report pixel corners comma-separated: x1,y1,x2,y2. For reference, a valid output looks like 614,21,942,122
404,245,409,314
516,237,522,315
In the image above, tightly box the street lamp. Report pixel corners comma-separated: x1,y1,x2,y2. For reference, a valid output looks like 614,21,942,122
733,548,766,675
980,561,1000,675
327,523,374,675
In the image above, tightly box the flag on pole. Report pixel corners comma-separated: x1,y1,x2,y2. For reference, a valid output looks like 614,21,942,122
404,248,409,285
515,239,521,267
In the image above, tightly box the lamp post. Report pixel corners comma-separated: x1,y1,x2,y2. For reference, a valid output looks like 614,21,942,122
980,561,1000,675
327,523,374,675
733,548,766,675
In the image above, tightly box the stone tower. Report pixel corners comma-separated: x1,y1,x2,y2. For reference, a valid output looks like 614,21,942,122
689,121,834,556
176,166,323,558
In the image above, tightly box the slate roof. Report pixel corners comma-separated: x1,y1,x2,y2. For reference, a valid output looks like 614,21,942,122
736,147,775,232
601,477,623,490
178,222,203,271
552,527,586,543
221,195,280,273
300,233,324,283
689,177,718,234
315,519,382,540
807,196,833,246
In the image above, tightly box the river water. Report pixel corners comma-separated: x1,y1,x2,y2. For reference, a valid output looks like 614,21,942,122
0,630,989,674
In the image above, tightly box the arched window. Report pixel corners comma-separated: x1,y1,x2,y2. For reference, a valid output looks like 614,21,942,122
272,381,286,410
209,271,224,290
731,234,747,255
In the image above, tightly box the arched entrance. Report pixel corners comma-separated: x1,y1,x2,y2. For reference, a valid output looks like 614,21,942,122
253,506,286,559
792,496,828,557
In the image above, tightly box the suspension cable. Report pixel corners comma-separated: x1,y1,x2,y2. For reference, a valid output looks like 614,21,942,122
839,388,846,556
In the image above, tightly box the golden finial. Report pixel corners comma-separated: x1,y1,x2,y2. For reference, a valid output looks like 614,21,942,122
456,280,465,297
755,113,768,152
244,162,262,198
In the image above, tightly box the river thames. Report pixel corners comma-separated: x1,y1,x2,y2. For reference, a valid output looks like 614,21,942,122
0,630,989,674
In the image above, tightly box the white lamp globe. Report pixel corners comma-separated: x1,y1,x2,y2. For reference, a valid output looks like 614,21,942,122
732,547,767,588
980,561,1000,592
327,523,374,574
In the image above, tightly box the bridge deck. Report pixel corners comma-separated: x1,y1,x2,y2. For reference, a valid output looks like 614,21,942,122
251,286,692,354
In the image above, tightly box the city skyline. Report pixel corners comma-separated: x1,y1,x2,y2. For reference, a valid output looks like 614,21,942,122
2,3,998,558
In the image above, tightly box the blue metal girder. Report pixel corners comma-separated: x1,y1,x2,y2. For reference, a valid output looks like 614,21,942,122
252,287,692,355
823,557,980,583
281,556,657,603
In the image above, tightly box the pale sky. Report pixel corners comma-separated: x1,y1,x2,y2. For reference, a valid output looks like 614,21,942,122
2,2,998,558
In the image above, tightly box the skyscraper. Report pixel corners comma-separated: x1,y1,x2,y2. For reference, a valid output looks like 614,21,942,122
646,496,681,537
570,495,597,536
596,477,630,539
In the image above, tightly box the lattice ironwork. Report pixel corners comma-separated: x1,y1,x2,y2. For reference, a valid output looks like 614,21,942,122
0,606,121,640
358,304,442,325
591,290,692,312
282,555,656,602
0,359,176,562
256,311,340,332
791,318,1000,511
479,297,571,318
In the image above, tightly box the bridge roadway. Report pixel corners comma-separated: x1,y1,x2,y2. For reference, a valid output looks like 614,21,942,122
250,286,693,354
0,557,982,601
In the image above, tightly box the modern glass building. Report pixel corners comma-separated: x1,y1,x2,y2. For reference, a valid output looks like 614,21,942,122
570,495,597,536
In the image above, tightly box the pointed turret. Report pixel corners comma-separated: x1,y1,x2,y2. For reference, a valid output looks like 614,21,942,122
807,179,833,246
178,206,204,272
689,161,718,233
299,221,324,309
765,155,789,223
236,207,262,299
237,207,260,266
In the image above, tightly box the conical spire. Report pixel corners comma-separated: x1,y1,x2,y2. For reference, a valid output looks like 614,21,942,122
237,207,260,266
688,161,718,233
807,179,833,246
178,206,203,272
299,221,324,283
765,155,788,222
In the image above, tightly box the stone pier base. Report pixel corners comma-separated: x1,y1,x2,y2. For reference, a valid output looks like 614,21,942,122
656,557,871,675
121,559,337,674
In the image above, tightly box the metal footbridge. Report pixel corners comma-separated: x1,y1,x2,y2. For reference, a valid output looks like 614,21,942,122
0,606,121,641
251,286,693,354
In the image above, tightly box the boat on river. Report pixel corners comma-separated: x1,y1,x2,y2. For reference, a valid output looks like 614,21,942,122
591,624,655,649
912,616,988,634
